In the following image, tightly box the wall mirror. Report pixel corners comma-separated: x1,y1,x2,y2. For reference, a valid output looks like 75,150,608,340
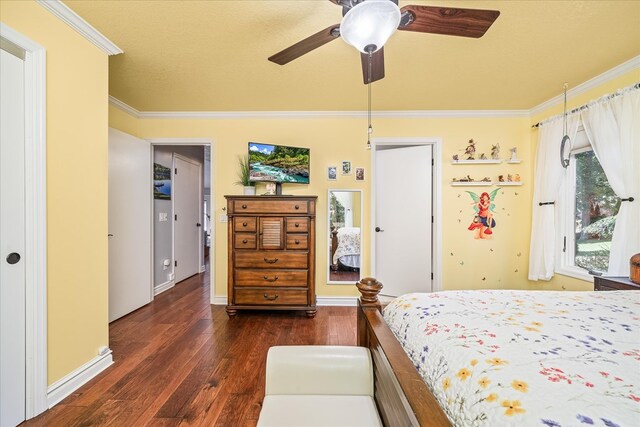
327,189,363,284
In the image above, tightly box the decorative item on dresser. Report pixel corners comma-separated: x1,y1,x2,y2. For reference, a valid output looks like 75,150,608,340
225,195,317,317
594,275,640,291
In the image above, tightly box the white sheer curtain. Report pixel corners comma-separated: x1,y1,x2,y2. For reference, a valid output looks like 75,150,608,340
528,115,580,281
582,88,640,275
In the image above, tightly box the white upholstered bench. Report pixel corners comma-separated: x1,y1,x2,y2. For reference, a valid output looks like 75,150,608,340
257,346,383,427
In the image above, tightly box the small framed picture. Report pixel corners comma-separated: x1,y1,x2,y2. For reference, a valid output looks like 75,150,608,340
265,182,276,195
327,166,337,180
342,161,352,175
355,167,365,181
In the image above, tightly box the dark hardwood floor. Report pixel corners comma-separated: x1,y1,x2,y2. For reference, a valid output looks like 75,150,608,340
23,269,356,426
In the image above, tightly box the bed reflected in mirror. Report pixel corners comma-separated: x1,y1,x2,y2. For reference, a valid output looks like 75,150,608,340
327,190,362,284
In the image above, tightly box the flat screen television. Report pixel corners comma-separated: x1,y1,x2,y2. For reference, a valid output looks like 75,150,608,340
248,142,310,194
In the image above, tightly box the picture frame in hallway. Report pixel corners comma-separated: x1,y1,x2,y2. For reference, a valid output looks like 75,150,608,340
154,163,171,200
355,167,365,181
328,166,337,181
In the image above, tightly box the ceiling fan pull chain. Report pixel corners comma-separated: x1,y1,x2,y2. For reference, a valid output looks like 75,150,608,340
367,51,373,150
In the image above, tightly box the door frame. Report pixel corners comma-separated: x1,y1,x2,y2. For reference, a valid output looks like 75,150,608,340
0,24,48,417
172,153,203,282
370,137,443,292
148,139,215,303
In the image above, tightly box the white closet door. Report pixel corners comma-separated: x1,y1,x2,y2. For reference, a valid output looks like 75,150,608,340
108,128,152,322
1,47,27,427
173,155,201,283
375,145,433,296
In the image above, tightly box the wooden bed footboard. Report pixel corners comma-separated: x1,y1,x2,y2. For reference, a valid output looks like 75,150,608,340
356,278,451,427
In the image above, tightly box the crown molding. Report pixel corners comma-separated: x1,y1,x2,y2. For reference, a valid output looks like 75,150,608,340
108,97,528,120
36,0,122,56
529,55,640,116
109,95,140,118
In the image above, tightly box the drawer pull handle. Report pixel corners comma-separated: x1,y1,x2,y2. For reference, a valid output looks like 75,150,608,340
241,204,247,209
295,239,300,244
242,221,248,227
294,223,299,228
242,239,248,244
294,205,300,210
263,257,279,264
263,275,279,282
263,293,279,301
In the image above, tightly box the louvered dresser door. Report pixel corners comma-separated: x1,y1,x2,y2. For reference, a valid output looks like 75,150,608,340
225,195,317,317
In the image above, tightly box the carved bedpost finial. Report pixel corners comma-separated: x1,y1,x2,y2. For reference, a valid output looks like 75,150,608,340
356,277,383,304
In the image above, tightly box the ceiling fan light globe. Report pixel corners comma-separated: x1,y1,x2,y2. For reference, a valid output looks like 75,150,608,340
340,0,401,54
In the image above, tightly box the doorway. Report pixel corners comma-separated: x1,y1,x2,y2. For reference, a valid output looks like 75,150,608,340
371,138,442,297
150,141,213,300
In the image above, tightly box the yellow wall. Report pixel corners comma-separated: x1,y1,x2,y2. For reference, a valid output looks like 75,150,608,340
109,108,533,296
1,1,109,384
528,68,639,291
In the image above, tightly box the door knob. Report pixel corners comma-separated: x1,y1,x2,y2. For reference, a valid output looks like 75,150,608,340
6,252,21,265
196,223,201,227
375,227,384,232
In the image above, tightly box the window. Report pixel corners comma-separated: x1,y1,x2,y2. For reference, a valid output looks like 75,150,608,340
557,130,620,279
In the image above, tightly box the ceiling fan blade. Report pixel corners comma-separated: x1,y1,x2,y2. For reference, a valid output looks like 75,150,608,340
360,48,385,84
399,5,500,38
268,24,340,65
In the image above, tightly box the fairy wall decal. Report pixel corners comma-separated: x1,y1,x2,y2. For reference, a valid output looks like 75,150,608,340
466,188,499,239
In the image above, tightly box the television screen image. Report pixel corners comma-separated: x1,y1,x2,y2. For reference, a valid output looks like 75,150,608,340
248,143,310,184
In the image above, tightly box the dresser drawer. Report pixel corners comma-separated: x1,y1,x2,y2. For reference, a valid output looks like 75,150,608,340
286,217,309,232
234,217,257,232
234,233,256,249
286,234,308,250
235,289,308,306
235,251,308,269
235,269,308,287
233,200,308,214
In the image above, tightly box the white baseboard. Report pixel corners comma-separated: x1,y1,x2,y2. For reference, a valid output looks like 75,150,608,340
211,296,358,307
154,280,175,296
47,349,113,408
317,297,358,306
213,296,228,305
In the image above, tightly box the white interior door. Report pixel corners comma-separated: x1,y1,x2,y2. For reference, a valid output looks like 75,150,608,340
375,145,433,296
108,128,152,322
173,155,201,283
1,47,27,427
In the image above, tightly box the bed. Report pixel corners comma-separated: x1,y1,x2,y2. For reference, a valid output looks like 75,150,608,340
331,226,361,270
355,278,640,427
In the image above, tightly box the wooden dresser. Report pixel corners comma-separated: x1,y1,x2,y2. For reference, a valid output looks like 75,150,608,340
594,276,640,291
225,195,317,317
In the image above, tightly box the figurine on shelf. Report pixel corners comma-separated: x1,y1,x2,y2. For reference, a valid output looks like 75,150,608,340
452,177,458,182
481,177,491,182
514,174,521,182
507,174,513,182
452,154,459,161
480,153,487,160
510,147,519,162
464,139,476,160
498,175,505,182
491,143,500,160
459,175,474,182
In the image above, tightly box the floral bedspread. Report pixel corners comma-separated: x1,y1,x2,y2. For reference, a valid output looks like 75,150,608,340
332,227,360,264
383,290,640,427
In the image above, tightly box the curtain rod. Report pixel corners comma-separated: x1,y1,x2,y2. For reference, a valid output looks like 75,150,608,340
531,82,640,128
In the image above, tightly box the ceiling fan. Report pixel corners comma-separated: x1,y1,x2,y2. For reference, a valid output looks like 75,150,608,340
268,0,500,84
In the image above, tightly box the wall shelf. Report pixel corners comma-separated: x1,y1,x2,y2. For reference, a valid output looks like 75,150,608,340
506,160,522,164
450,181,493,186
496,182,523,186
451,159,501,165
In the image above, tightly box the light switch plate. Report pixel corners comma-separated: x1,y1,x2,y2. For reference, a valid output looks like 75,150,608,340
220,214,228,223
